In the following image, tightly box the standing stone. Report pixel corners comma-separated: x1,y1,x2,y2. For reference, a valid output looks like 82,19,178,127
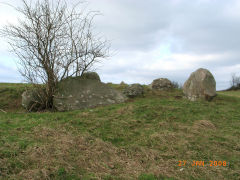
150,78,174,90
183,68,216,101
123,84,144,98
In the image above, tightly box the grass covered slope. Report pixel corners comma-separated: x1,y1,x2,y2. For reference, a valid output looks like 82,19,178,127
0,83,240,179
0,83,29,112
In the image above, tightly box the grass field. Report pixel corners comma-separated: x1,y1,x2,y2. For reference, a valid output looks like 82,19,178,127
0,83,240,179
218,90,240,98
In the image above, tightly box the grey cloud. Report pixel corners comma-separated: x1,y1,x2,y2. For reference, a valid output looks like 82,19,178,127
88,0,240,54
168,2,240,54
88,0,172,51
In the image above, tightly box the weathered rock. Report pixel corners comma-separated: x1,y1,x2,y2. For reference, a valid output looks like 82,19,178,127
150,78,173,90
123,84,144,98
53,77,127,111
183,68,216,101
22,88,45,111
81,72,101,81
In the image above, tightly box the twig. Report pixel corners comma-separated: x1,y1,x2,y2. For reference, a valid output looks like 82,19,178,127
0,109,7,113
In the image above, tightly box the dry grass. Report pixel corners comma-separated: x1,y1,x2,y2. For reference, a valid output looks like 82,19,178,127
116,104,134,114
192,120,216,131
0,126,194,179
6,127,146,179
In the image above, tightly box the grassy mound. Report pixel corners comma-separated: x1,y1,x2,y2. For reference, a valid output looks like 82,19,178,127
0,83,240,179
0,83,31,112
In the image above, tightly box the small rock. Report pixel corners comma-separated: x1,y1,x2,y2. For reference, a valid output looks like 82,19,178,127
123,83,144,98
150,78,174,90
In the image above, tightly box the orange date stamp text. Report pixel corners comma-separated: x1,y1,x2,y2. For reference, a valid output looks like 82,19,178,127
178,160,227,167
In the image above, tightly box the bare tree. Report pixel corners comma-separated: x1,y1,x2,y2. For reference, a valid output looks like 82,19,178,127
0,0,110,109
230,73,240,89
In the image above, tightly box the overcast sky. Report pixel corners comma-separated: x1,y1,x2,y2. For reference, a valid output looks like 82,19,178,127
0,0,240,90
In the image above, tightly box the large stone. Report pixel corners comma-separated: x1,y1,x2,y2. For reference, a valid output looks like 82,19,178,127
150,78,173,90
22,88,45,111
183,68,216,101
123,83,144,98
53,77,127,111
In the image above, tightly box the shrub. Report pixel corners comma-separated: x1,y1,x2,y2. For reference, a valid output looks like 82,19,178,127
171,81,182,89
228,73,240,90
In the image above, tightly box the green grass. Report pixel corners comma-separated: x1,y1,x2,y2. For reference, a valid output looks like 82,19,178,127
0,83,240,179
218,90,240,98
